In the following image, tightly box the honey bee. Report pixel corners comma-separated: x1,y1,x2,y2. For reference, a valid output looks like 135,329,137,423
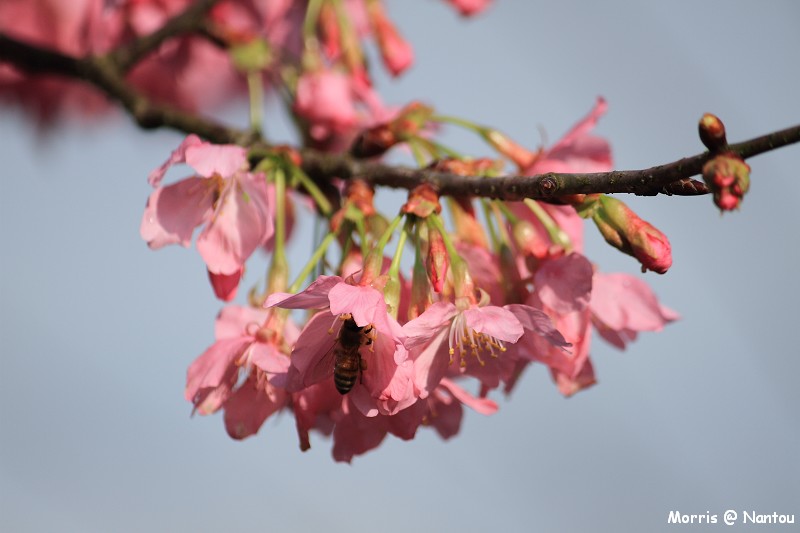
306,314,374,395
332,317,372,394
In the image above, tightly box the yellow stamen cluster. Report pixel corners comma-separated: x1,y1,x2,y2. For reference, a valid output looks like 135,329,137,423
447,313,506,368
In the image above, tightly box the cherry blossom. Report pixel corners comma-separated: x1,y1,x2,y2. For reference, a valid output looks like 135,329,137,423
267,276,416,416
140,134,274,300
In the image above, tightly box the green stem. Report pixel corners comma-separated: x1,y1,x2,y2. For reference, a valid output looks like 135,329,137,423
268,167,288,293
480,199,500,252
388,222,410,279
408,138,429,167
431,114,485,134
247,71,263,135
523,198,572,251
289,231,337,293
376,213,404,252
303,0,324,44
292,166,332,216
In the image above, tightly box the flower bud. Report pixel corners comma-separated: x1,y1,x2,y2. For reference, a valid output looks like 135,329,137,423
425,219,449,293
698,113,727,153
701,153,751,212
367,1,414,76
592,196,672,274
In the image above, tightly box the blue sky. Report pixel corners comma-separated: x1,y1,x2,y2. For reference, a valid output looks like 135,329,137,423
1,1,799,531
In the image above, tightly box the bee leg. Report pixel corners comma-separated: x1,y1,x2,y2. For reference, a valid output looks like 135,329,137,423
359,358,367,384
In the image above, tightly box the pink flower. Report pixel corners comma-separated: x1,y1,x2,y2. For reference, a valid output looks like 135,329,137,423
331,378,497,463
0,0,113,122
445,0,493,17
140,135,274,300
525,96,613,175
293,68,391,151
267,276,415,417
185,305,293,438
403,296,531,396
527,252,596,396
590,273,679,349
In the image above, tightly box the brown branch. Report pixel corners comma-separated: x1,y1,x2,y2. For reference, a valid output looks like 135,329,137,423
300,124,800,200
110,0,222,71
1,27,799,201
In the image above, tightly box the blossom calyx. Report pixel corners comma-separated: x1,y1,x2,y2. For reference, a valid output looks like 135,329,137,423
698,113,727,153
402,184,441,218
701,153,751,212
592,196,672,274
351,102,433,158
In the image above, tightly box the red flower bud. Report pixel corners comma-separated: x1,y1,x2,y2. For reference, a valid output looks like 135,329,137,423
701,153,750,212
592,196,672,274
426,220,449,293
367,1,414,77
698,113,728,152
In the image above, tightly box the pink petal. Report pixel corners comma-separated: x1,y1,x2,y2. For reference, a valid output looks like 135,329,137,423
409,326,451,398
214,305,268,339
265,276,342,309
148,134,203,187
285,311,338,391
223,381,285,440
440,378,498,415
591,272,679,332
426,386,463,439
185,337,250,414
552,356,597,397
185,143,248,178
463,305,524,343
528,97,613,175
505,303,569,348
402,301,456,348
140,177,214,249
331,403,388,463
197,173,273,275
534,253,594,314
327,283,393,337
249,342,291,376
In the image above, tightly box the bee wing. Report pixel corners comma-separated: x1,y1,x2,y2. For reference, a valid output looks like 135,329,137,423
303,340,337,388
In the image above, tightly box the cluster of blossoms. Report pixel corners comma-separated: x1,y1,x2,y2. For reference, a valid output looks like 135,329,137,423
143,97,677,461
2,0,682,462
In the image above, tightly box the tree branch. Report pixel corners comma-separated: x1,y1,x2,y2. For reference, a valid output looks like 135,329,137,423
2,26,799,201
300,123,800,200
109,0,222,71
